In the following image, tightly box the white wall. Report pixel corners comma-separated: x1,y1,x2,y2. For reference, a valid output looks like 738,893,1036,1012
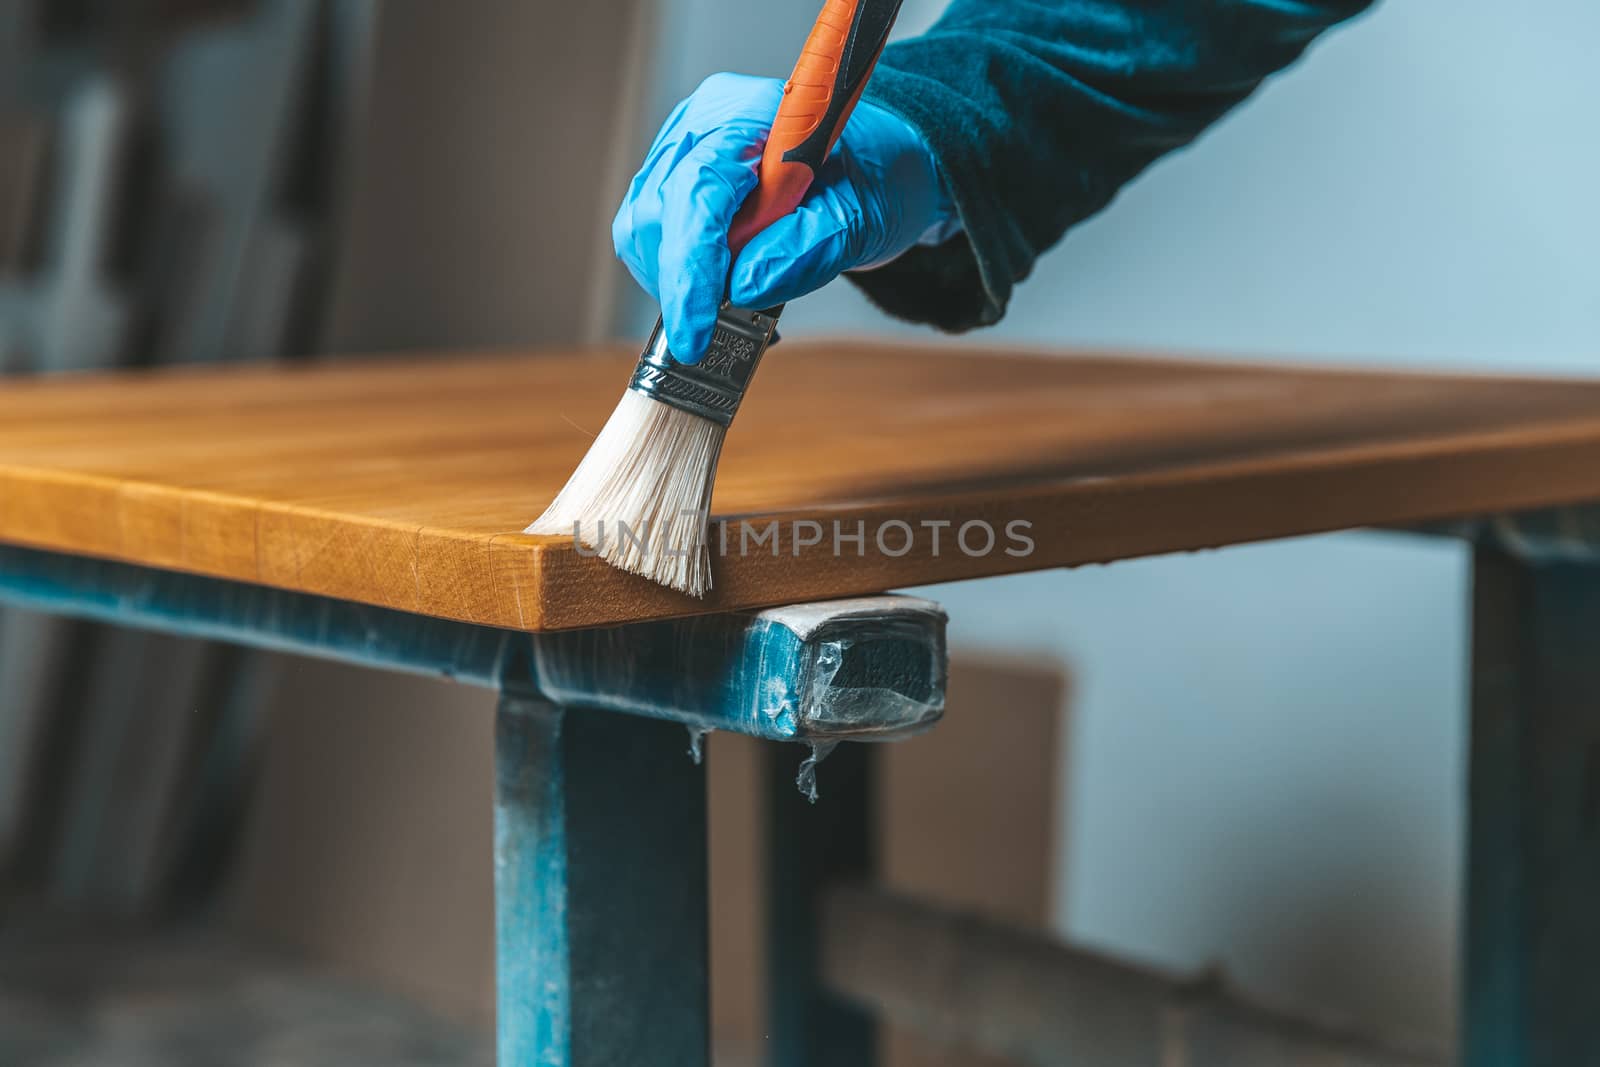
635,0,1600,1043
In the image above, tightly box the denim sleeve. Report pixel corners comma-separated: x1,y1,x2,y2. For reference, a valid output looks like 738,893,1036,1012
849,0,1376,331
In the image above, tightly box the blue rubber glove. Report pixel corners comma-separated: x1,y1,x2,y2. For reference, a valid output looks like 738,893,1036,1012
612,72,959,364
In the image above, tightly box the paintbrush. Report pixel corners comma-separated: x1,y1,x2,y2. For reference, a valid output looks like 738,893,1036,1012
528,0,905,596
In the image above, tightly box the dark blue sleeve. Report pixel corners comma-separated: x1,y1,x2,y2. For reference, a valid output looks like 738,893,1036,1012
850,0,1377,330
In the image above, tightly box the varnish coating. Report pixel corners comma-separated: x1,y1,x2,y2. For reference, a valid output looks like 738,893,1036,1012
1,344,1599,630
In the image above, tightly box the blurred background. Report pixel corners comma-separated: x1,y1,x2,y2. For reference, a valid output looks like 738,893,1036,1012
0,0,1596,1062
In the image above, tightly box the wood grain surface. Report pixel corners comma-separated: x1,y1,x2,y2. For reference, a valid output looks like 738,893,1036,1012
1,344,1598,630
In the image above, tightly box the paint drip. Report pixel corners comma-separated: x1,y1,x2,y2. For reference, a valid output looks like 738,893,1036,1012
685,726,708,765
795,740,839,803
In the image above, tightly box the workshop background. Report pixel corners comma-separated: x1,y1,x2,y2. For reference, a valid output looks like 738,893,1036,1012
1,0,1595,1062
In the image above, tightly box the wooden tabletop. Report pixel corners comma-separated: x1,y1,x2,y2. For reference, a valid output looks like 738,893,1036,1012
2,344,1598,631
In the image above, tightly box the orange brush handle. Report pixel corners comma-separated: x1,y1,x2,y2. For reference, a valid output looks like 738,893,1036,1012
725,0,904,259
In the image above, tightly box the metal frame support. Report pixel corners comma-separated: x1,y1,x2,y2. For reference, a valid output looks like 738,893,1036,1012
495,690,710,1066
822,885,1443,1066
0,545,955,1067
766,739,879,1067
1464,548,1600,1066
0,545,945,745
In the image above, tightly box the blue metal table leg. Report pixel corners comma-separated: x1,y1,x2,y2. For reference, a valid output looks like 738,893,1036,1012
495,689,710,1066
766,740,878,1067
1464,548,1600,1067
0,548,948,1063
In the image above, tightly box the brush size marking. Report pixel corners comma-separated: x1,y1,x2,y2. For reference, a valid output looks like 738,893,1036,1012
700,328,757,376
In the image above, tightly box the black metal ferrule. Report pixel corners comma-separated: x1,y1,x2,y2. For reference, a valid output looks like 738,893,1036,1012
628,303,784,427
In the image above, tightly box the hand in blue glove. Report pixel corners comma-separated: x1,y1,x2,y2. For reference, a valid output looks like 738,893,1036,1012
612,72,958,364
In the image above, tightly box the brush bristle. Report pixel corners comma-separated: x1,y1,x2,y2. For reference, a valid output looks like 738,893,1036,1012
527,390,724,597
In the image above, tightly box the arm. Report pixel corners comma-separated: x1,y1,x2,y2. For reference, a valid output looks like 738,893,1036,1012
614,0,1377,359
852,0,1377,330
